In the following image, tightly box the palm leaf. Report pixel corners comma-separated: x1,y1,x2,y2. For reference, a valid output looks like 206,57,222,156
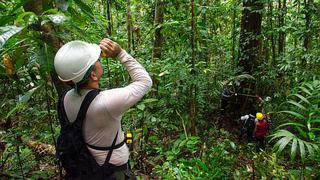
298,139,306,162
0,26,24,48
299,87,312,96
279,111,305,120
290,138,297,161
287,100,307,111
276,136,293,155
290,94,310,104
276,122,305,130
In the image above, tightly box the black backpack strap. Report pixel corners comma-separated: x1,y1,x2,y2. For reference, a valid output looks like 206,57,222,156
104,130,119,165
86,139,125,151
73,89,100,129
57,90,69,128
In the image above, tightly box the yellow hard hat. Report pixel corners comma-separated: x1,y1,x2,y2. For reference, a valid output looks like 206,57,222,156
256,112,264,120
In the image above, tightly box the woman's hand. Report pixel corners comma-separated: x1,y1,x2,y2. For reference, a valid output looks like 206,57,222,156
99,38,122,58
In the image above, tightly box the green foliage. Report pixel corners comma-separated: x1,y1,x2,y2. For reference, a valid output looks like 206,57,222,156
270,80,320,162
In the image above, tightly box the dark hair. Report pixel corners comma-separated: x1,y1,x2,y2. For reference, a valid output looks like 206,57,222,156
74,65,95,95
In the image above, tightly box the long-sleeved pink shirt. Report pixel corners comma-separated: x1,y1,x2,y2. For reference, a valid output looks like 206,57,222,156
63,50,152,165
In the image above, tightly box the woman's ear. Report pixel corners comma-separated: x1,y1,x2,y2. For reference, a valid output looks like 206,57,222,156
90,70,99,81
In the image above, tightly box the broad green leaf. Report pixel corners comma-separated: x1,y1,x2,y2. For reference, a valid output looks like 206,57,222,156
276,136,292,155
279,111,305,120
290,138,297,161
277,122,305,129
0,26,24,48
298,139,305,162
287,100,307,111
299,87,312,96
269,130,294,142
290,94,310,104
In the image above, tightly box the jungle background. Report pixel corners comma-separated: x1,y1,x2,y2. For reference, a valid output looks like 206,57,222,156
0,0,320,179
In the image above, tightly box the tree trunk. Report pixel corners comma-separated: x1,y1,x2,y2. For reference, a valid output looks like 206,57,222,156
126,0,133,52
237,0,264,113
278,0,286,56
106,0,112,36
152,0,164,62
189,0,197,134
238,0,264,74
304,0,313,51
268,1,276,65
24,0,68,96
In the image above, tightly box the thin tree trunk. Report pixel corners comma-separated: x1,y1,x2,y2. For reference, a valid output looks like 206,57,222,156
189,0,197,133
232,0,237,66
152,0,164,62
106,0,112,36
304,0,313,51
278,0,286,56
126,0,133,52
268,1,276,65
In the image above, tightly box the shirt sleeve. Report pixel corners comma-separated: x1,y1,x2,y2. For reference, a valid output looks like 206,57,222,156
103,50,152,119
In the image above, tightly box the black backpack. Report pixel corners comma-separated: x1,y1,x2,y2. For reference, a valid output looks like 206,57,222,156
56,89,127,179
242,114,255,130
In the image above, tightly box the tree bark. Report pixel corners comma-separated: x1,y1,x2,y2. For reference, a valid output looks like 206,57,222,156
238,0,264,74
189,0,197,133
126,0,133,52
152,0,164,62
106,0,112,36
304,0,313,51
268,1,276,65
278,0,286,56
237,0,264,114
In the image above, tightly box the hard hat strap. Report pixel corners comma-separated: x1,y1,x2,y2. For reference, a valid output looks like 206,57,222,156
74,65,95,95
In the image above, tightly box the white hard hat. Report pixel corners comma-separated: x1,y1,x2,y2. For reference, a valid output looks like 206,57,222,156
54,40,101,83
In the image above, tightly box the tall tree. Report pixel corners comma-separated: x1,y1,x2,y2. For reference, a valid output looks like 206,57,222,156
189,0,197,133
237,0,264,113
126,0,133,52
152,0,164,62
238,0,264,74
278,0,286,56
268,0,276,64
304,0,313,51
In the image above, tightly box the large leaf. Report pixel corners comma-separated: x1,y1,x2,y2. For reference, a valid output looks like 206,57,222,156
279,110,305,120
276,122,305,130
275,136,293,155
287,100,307,111
298,139,305,162
290,94,310,104
0,26,24,48
290,138,297,161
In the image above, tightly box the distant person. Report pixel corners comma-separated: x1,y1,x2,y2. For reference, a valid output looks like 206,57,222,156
254,112,268,151
239,113,256,142
54,38,152,179
220,88,231,113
